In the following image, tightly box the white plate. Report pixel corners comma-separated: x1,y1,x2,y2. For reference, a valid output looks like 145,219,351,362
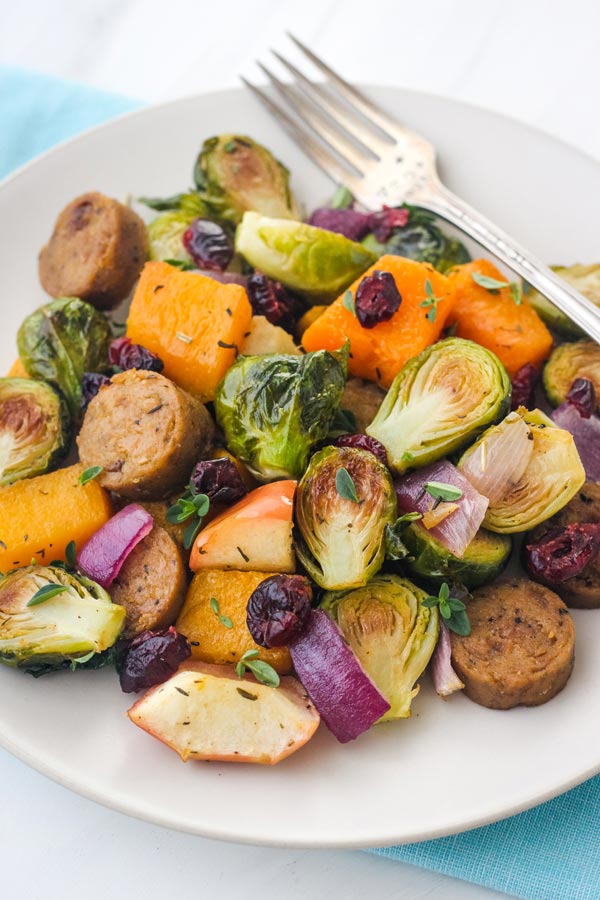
1,86,600,849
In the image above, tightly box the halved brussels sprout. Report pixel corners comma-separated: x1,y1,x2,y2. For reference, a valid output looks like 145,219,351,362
528,264,600,337
235,211,377,302
362,210,470,274
321,574,438,719
401,523,512,589
0,565,125,674
295,445,397,590
195,135,299,224
147,210,195,262
459,409,585,533
17,297,112,417
366,337,511,473
0,377,70,485
543,341,600,410
215,348,348,481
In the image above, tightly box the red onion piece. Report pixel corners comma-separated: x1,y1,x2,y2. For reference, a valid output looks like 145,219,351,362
289,609,390,743
395,460,488,558
77,504,154,589
458,412,533,505
551,402,600,481
431,620,464,697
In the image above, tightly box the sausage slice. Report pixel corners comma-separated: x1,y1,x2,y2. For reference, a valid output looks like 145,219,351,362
111,525,187,639
450,579,575,709
39,191,148,311
77,370,215,500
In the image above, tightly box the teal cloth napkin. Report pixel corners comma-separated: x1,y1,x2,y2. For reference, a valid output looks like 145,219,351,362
2,64,599,900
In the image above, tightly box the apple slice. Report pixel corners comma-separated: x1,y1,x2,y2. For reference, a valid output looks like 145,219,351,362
128,661,320,764
189,480,296,572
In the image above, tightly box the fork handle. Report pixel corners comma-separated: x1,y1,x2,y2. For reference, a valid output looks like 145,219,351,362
421,184,600,344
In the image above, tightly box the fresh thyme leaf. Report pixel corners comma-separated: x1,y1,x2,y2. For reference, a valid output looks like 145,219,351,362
420,278,443,322
166,492,210,547
70,650,96,670
79,466,103,486
244,658,280,687
471,272,510,291
335,467,359,503
164,258,194,271
183,517,203,550
330,185,354,209
401,451,415,463
423,481,463,503
223,139,237,153
342,290,356,316
509,282,523,305
240,649,260,661
27,584,69,607
423,583,471,635
65,540,77,568
210,596,234,629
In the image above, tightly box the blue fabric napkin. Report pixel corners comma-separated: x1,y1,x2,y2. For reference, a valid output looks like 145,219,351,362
2,64,599,900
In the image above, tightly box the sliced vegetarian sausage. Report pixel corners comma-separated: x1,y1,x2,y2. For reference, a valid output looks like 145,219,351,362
528,482,600,608
77,369,215,500
39,191,148,311
450,579,575,709
111,524,187,639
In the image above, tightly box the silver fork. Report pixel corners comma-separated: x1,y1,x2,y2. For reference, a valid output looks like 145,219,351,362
242,34,600,344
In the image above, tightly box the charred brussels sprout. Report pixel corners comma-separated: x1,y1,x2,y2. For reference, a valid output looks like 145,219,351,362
401,523,512,589
528,264,600,337
459,409,585,533
194,135,299,224
543,341,600,411
295,446,397,590
235,212,377,302
367,338,511,473
17,297,112,417
0,565,125,674
362,210,470,274
321,574,438,719
215,348,348,481
0,378,70,485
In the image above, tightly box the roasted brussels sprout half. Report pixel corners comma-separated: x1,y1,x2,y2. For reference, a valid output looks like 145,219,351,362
401,523,512,589
459,409,585,533
0,565,125,674
235,212,377,302
367,338,511,473
215,348,348,481
0,377,70,485
321,574,438,719
543,341,600,411
147,210,195,262
528,264,600,337
194,135,299,224
17,297,112,417
362,209,470,274
295,445,397,590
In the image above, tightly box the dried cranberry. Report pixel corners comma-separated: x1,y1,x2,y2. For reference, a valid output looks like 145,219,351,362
182,218,233,272
247,575,313,648
510,363,539,410
368,206,409,242
354,270,402,329
334,433,388,466
246,271,297,330
81,372,111,414
526,523,600,584
566,378,596,418
189,457,248,506
308,207,372,242
117,627,191,693
109,337,164,373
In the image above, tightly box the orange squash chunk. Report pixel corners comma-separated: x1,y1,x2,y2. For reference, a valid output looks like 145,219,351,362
0,464,112,571
448,259,553,377
7,359,29,378
302,255,455,388
127,261,253,402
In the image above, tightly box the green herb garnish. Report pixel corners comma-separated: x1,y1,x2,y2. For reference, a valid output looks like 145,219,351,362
223,139,237,153
335,466,359,503
423,481,463,504
164,258,195,271
27,584,69,607
166,491,211,550
210,597,233,629
342,290,356,315
401,451,415,463
471,271,523,305
420,278,442,322
79,466,103,487
330,185,354,209
422,582,471,635
235,649,280,687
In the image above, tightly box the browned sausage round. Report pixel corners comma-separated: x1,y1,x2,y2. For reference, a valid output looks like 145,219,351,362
77,370,215,500
111,525,187,639
450,579,575,709
39,191,148,311
529,482,600,608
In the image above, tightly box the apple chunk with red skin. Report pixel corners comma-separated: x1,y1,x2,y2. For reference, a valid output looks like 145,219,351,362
189,481,296,573
128,661,320,764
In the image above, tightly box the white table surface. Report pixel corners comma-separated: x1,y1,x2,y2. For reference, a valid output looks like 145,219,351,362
2,1,600,897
